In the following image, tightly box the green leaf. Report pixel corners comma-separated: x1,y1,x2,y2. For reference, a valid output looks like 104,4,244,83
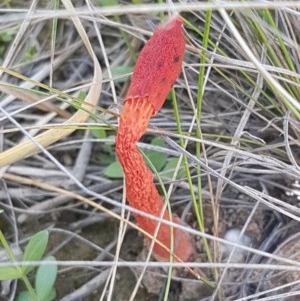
43,288,56,301
104,160,123,179
24,45,37,61
22,230,49,274
35,256,57,301
144,137,167,172
97,0,119,7
0,31,15,42
16,291,31,301
162,158,185,179
0,266,21,280
91,127,107,139
97,152,113,166
105,135,116,146
0,46,5,57
78,90,87,101
105,66,133,83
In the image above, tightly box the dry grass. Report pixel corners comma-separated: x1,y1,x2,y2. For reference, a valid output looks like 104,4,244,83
1,1,300,300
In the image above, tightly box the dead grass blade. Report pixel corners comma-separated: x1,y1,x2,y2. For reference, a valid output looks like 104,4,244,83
0,0,102,168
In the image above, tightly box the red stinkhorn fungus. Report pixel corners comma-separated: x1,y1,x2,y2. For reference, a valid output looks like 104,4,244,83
116,16,194,262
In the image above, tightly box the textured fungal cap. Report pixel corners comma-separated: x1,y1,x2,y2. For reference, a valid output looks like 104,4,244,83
125,15,185,114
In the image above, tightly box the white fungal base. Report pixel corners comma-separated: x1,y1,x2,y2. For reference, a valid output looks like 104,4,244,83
221,228,252,263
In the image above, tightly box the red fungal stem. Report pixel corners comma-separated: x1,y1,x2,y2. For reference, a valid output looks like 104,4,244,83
116,16,194,262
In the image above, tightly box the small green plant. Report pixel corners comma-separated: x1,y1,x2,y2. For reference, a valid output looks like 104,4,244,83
104,136,184,179
24,45,37,61
0,30,15,59
104,65,133,84
0,230,57,301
